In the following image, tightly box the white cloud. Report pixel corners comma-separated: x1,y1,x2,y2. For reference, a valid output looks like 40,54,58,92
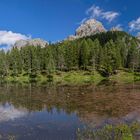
0,104,27,122
86,5,102,18
0,30,30,48
113,24,123,31
129,17,140,31
77,18,88,25
102,12,119,22
86,5,119,22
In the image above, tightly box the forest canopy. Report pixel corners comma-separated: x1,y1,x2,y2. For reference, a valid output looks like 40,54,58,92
0,31,140,79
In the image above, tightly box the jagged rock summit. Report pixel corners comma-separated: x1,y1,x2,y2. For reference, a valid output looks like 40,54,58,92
76,19,106,37
67,19,106,40
110,27,122,32
14,38,48,48
138,36,140,40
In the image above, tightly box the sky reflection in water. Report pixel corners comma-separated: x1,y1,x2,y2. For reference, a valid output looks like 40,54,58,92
0,84,139,139
0,103,27,122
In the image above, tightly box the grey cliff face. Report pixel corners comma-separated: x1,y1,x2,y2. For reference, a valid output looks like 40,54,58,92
76,19,106,37
110,27,122,32
138,36,140,40
14,38,48,48
67,19,106,41
14,40,28,48
67,35,78,41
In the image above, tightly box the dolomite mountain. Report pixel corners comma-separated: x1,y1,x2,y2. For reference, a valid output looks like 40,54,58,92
138,36,140,40
14,38,48,48
67,19,106,41
110,27,122,32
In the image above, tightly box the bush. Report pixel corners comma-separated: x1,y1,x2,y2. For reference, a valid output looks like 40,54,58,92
47,75,53,82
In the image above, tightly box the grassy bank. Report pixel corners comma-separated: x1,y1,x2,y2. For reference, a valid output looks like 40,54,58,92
77,122,140,140
53,71,104,85
4,71,104,85
110,71,135,84
2,70,140,85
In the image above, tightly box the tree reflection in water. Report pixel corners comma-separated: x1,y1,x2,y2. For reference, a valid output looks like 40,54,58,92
0,83,139,139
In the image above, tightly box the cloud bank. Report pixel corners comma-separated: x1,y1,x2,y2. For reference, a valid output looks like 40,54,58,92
86,5,119,22
0,30,30,48
113,24,123,31
129,17,140,31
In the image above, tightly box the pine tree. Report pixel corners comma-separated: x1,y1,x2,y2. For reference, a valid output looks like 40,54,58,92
45,46,55,74
56,44,65,71
79,39,89,70
0,50,7,78
10,47,22,76
65,43,74,70
127,40,139,70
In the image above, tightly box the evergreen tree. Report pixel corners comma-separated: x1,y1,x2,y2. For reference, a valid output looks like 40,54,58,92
0,31,138,79
45,46,55,73
79,39,89,70
0,50,7,78
56,44,65,70
10,47,22,76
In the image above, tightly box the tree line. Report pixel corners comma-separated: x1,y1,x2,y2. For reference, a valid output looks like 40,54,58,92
0,31,139,78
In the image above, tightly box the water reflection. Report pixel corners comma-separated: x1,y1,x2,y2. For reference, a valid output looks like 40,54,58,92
0,83,139,139
80,109,140,128
0,103,27,122
0,84,140,124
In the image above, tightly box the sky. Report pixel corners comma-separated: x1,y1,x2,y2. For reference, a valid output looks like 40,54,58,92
0,0,140,49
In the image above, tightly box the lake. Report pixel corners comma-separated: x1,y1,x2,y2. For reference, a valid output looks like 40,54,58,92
0,83,140,140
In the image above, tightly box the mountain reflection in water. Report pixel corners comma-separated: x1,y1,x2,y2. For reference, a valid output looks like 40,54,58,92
0,83,139,139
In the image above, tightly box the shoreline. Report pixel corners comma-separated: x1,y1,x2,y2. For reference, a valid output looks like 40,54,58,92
1,70,140,86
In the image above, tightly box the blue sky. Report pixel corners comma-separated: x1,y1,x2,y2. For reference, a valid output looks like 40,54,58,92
0,0,140,48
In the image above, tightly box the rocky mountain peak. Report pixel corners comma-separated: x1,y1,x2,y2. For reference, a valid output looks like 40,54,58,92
67,19,106,41
110,27,122,32
138,36,140,40
14,38,48,48
76,19,106,37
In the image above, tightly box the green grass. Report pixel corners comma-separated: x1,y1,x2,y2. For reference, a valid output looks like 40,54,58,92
5,75,30,83
53,70,104,85
3,71,104,85
110,71,134,84
2,70,140,85
77,122,140,140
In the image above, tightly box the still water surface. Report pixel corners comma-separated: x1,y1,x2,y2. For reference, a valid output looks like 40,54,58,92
0,83,140,139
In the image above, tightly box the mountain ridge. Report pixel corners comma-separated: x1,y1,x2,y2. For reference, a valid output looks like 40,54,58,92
14,38,48,48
